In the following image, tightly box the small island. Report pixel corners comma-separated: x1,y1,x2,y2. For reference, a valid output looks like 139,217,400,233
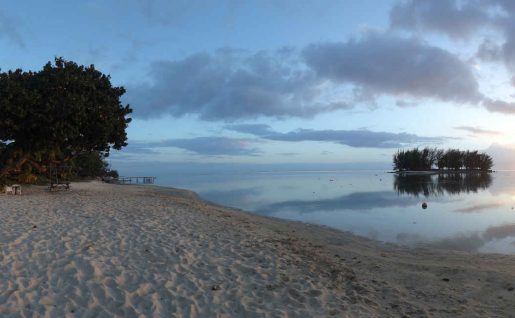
392,147,493,174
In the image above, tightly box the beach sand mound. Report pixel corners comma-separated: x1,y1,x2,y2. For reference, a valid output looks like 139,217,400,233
1,181,515,317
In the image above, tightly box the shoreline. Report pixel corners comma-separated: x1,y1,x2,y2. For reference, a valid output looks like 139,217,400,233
391,169,494,176
2,181,515,316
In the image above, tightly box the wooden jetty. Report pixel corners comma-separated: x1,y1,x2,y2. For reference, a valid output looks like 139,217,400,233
116,176,156,185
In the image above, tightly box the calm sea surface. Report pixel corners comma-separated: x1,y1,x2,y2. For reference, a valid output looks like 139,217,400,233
152,170,515,254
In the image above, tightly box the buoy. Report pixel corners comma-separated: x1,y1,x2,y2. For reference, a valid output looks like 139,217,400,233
422,202,428,209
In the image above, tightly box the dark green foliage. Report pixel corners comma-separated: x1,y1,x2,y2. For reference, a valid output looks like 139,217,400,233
442,149,462,170
0,58,132,178
393,147,493,171
70,151,119,178
71,152,108,178
105,169,119,178
393,147,437,171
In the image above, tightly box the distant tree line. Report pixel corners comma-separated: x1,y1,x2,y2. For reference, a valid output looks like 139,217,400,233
393,148,493,171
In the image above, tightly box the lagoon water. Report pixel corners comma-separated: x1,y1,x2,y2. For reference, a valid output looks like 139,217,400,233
153,170,515,254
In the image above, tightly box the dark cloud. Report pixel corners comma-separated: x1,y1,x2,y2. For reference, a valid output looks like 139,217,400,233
482,99,515,114
390,1,515,73
303,33,482,104
127,32,490,120
476,39,503,62
227,124,452,148
0,10,25,48
390,0,490,38
126,49,352,120
386,1,515,115
157,137,260,156
228,124,273,136
454,126,502,136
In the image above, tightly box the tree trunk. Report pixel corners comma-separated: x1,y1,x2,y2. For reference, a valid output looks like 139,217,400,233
0,157,48,176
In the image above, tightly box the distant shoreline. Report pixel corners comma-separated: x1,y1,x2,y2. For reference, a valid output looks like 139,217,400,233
389,169,494,175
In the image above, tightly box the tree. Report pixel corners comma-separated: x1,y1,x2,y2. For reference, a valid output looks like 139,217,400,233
0,58,132,177
477,153,493,171
441,149,462,170
393,147,493,171
71,152,109,178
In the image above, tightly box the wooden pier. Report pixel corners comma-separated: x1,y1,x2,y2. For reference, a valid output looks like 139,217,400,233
116,176,156,185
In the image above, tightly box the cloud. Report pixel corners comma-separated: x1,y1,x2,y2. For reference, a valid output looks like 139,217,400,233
126,49,354,121
0,10,26,48
227,124,452,148
108,141,164,161
385,1,515,114
454,126,502,136
482,99,515,114
127,31,489,121
112,136,261,157
125,10,515,120
390,1,515,72
476,39,503,62
156,137,261,156
390,0,490,39
303,33,482,104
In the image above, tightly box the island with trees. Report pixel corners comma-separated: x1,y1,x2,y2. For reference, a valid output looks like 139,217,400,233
393,147,493,174
0,58,132,185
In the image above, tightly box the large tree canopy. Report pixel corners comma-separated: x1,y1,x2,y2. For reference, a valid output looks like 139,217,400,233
0,58,132,176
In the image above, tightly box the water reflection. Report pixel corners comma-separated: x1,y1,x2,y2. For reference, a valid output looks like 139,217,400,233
398,222,515,253
454,202,504,213
156,170,515,253
258,191,420,214
200,187,262,208
394,172,492,197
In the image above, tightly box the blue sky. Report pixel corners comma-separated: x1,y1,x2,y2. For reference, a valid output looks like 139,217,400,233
2,0,515,169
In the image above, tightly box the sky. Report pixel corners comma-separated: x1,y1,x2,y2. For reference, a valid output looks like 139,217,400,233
2,0,515,170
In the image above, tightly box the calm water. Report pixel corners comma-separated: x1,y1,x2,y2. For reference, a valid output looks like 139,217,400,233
154,170,515,254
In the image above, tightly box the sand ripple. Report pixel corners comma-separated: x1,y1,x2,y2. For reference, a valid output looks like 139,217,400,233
0,183,364,317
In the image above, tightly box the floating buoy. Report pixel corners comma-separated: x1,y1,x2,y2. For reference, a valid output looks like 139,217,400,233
422,202,428,209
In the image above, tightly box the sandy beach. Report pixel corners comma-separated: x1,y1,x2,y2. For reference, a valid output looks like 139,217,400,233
1,181,515,317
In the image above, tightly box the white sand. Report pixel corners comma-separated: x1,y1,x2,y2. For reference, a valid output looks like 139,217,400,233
1,181,515,317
